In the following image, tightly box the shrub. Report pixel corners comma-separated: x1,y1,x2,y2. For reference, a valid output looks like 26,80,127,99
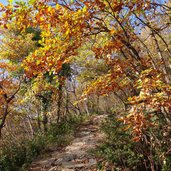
94,114,170,171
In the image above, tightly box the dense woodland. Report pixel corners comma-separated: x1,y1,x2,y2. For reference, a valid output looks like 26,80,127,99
0,0,171,170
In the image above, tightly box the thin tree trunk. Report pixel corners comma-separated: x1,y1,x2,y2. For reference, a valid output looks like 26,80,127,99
42,113,48,133
28,117,34,137
71,81,81,115
57,82,63,122
65,87,70,116
84,100,90,115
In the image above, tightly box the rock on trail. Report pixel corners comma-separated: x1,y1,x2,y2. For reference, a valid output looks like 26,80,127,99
28,115,107,171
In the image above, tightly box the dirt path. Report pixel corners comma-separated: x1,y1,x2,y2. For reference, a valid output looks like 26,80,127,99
28,115,107,171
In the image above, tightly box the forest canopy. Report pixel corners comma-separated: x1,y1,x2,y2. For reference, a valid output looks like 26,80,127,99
0,0,171,170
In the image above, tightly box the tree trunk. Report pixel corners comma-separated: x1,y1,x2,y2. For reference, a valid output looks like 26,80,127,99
57,82,63,122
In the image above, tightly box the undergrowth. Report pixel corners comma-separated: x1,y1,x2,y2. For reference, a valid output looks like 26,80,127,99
0,114,88,171
93,114,171,171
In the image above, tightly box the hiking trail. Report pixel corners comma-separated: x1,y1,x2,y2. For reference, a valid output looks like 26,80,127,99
28,115,107,171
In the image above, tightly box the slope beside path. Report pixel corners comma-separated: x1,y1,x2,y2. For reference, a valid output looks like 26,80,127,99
28,114,107,171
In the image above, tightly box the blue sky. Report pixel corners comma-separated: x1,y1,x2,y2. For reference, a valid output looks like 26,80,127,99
0,0,27,5
0,0,168,5
0,0,8,5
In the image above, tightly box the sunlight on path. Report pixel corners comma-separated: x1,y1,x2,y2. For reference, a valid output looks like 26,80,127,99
29,115,107,171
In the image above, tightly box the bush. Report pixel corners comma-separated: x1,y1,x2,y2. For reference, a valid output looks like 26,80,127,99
94,115,144,170
94,114,170,171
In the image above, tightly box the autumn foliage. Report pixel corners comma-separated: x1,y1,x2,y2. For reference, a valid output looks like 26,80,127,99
0,0,171,170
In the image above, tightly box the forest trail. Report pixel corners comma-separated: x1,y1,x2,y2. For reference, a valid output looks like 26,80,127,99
28,115,107,171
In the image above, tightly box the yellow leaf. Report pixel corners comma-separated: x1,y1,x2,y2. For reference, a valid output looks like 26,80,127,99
36,60,41,65
56,4,60,10
110,29,116,34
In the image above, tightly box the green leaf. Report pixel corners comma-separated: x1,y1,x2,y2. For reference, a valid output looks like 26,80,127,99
28,0,36,5
8,0,13,4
